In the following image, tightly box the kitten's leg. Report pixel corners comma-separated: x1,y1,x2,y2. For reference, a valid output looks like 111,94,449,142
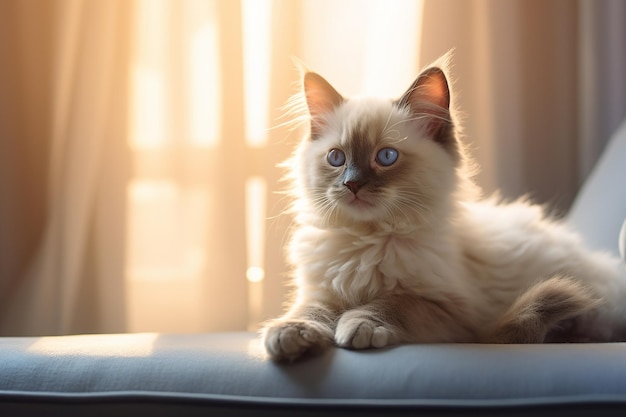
335,307,401,349
335,300,404,349
490,275,601,343
262,303,336,362
336,294,478,349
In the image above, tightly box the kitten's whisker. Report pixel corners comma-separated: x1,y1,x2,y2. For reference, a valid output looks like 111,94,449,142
381,108,396,137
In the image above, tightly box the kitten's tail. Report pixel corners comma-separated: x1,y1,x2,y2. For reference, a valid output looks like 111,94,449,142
489,275,601,343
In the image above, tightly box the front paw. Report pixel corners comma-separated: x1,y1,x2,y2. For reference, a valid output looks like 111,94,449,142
335,315,396,349
262,320,333,362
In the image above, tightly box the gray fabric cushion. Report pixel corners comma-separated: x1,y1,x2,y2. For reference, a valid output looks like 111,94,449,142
2,332,626,416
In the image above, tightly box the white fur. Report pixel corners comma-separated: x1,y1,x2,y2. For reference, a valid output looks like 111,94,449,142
262,64,626,362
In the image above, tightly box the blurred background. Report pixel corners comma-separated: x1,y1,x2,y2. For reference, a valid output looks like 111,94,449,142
0,0,624,336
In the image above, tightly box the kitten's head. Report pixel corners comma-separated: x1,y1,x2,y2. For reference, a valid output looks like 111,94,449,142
290,58,470,229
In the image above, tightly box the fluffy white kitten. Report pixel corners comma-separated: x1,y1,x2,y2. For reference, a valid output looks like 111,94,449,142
262,55,626,362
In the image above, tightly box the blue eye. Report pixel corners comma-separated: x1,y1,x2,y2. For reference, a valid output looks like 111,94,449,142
376,147,399,166
327,149,346,167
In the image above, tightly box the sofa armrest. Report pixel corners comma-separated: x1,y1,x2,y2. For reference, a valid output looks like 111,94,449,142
568,119,626,256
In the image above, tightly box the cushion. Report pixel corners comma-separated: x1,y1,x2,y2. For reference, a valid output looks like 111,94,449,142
2,332,626,416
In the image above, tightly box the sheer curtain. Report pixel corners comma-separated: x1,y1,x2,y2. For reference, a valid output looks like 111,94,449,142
1,0,624,336
419,0,626,211
0,0,130,335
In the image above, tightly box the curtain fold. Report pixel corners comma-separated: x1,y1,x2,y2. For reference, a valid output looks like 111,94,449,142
578,0,626,180
0,1,53,324
0,0,130,335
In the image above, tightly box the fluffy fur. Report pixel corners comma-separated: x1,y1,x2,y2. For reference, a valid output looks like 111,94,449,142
262,55,626,362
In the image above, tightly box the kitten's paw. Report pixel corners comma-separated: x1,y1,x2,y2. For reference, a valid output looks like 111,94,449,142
335,316,395,349
262,320,333,362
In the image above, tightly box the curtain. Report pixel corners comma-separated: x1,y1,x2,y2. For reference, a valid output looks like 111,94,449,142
0,0,131,335
578,0,626,179
0,0,624,336
420,0,626,210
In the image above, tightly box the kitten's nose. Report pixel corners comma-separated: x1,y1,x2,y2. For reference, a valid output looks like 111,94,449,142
344,180,365,194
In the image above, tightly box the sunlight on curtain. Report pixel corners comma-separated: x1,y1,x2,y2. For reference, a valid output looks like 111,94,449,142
126,181,208,281
129,0,169,150
185,0,222,148
126,0,222,332
361,0,424,96
124,0,424,333
245,177,267,283
245,176,267,330
242,0,272,148
300,0,423,96
241,0,272,330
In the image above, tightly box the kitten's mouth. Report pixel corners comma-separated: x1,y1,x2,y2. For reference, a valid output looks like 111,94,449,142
346,194,374,209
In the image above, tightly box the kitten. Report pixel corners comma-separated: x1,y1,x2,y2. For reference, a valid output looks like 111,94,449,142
262,54,626,362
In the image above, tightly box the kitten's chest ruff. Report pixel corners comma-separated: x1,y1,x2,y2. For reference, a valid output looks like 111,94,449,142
295,226,427,304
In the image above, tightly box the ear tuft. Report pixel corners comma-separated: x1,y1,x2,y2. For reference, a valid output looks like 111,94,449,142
303,72,343,138
398,67,451,138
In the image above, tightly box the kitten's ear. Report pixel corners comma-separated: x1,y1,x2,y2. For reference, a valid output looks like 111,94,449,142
397,67,451,140
304,72,344,138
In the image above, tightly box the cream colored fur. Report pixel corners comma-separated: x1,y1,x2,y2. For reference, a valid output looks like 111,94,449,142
262,56,626,362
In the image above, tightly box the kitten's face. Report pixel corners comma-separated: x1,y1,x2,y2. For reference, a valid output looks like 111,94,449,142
300,98,457,226
296,66,459,227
